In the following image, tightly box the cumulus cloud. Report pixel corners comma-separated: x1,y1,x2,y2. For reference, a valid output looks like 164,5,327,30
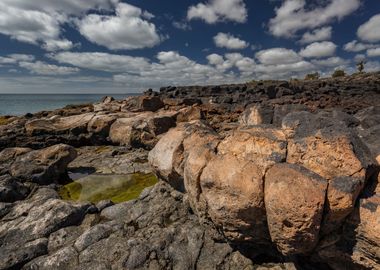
187,0,247,24
300,26,332,44
0,0,118,50
77,3,161,50
19,61,80,75
357,14,380,42
344,40,377,52
255,48,302,65
311,57,350,67
299,41,337,58
51,52,151,73
367,48,380,57
213,33,249,50
269,0,360,38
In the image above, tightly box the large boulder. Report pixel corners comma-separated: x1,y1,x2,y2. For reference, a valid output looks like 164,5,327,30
25,113,95,136
265,163,327,255
0,147,32,175
122,96,164,112
10,144,77,184
87,114,118,136
149,121,217,191
109,111,176,149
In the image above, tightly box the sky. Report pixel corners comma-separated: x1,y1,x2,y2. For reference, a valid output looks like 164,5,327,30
0,0,379,94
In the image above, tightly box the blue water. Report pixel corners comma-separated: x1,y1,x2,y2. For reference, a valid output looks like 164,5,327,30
0,94,132,116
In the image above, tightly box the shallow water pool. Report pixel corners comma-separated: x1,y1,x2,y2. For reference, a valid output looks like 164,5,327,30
59,172,158,203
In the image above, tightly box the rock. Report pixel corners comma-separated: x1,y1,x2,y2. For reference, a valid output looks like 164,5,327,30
272,104,309,126
48,226,84,253
239,104,273,125
74,223,116,252
357,124,380,164
96,200,114,212
100,200,135,220
25,113,95,136
355,106,380,129
217,126,287,171
149,121,217,191
23,246,78,270
176,106,204,122
87,114,117,135
200,153,269,243
109,111,176,148
265,163,327,255
93,102,121,112
123,96,164,112
0,147,32,175
0,238,48,270
0,174,29,202
68,146,151,175
10,144,77,184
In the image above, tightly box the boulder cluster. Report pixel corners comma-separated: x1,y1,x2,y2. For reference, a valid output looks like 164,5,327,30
0,72,379,269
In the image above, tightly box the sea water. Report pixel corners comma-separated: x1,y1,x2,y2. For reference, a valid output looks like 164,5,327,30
0,94,132,116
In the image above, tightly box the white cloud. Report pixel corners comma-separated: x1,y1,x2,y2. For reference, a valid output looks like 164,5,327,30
77,3,161,50
344,40,377,52
172,21,192,30
51,52,151,73
19,61,80,75
299,41,337,58
213,32,248,50
357,14,380,42
255,48,302,65
269,0,360,38
300,26,332,44
367,48,380,57
365,61,380,72
187,0,247,24
311,57,350,67
0,0,118,50
42,39,75,51
0,54,35,64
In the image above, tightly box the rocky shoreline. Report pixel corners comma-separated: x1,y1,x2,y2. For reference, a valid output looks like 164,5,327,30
0,72,379,270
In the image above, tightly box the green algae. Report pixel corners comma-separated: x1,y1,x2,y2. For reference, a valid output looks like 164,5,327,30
59,172,158,204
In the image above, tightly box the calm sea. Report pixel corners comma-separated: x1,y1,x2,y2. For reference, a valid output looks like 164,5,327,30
0,94,132,116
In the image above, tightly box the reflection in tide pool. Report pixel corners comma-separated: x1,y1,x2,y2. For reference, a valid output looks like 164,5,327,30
59,173,158,203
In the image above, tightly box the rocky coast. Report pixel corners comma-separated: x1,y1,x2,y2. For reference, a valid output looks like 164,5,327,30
0,72,379,270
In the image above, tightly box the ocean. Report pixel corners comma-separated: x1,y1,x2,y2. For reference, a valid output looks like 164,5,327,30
0,94,132,116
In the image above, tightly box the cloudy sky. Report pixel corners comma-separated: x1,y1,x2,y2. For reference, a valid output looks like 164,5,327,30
0,0,379,93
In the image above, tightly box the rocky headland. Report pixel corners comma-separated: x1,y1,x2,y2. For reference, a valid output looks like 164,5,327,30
0,72,379,270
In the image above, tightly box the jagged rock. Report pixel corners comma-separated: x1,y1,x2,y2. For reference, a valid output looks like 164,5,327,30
10,144,77,184
357,124,380,164
176,106,204,122
93,102,121,112
25,113,95,136
0,147,32,175
239,104,273,125
101,96,115,103
0,174,29,202
265,164,327,255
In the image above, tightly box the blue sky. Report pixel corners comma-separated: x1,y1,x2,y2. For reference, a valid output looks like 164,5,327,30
0,0,379,93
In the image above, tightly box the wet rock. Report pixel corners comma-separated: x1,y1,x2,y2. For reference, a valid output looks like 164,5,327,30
239,104,273,125
265,163,327,255
10,144,77,184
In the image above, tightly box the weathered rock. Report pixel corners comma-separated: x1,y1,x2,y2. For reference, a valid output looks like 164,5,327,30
0,147,32,175
149,121,217,191
200,153,268,243
25,113,95,136
239,104,273,125
265,163,327,255
273,104,309,126
0,174,29,202
355,106,380,129
10,144,77,184
357,124,380,164
109,111,176,148
176,106,204,122
87,114,117,135
123,96,164,112
93,102,121,112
